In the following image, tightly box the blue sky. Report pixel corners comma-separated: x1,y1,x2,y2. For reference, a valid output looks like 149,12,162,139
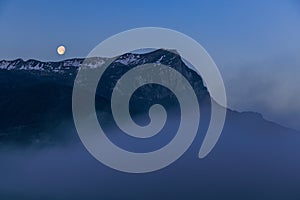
0,0,300,129
1,0,299,61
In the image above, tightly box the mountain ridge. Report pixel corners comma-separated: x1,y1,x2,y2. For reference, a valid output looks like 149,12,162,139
0,49,298,147
0,51,290,130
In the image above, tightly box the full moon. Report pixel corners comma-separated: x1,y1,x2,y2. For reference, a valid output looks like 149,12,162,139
57,45,66,55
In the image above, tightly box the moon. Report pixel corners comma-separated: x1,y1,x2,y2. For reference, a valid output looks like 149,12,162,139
57,45,66,55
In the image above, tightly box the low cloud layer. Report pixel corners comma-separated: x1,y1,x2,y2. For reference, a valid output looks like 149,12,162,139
222,54,300,130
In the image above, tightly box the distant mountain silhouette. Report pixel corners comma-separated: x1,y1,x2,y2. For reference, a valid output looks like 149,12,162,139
0,49,298,146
